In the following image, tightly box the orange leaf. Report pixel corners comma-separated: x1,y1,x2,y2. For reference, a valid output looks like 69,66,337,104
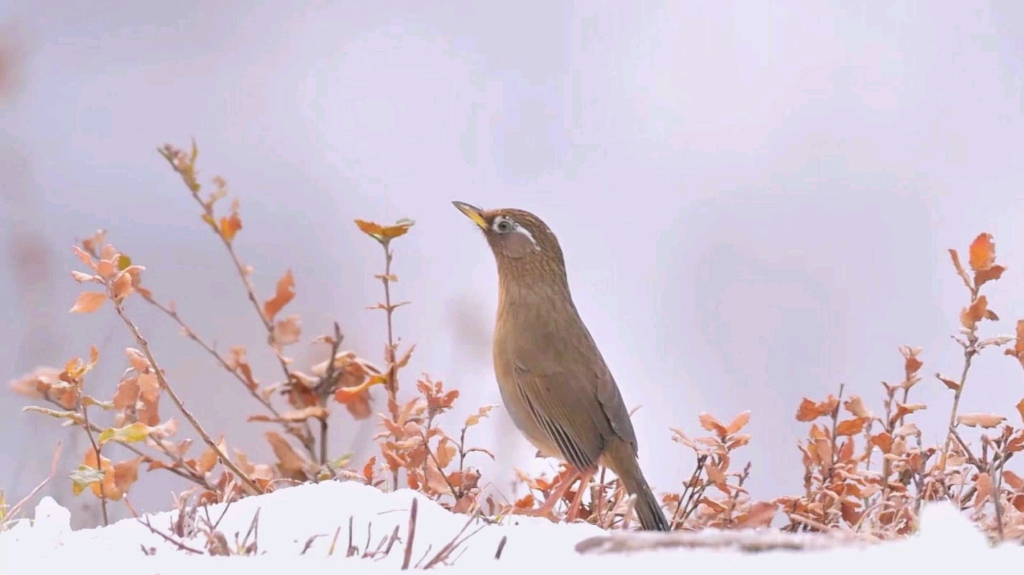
112,271,134,302
870,432,893,454
974,472,993,510
724,411,751,435
842,396,873,419
379,220,415,240
70,291,106,313
835,418,866,437
513,493,536,510
960,296,994,330
975,265,1005,289
698,412,727,437
795,398,824,422
1007,320,1024,368
265,431,312,481
1017,398,1024,425
263,270,295,321
362,455,377,484
735,501,778,529
220,212,243,242
949,248,972,290
354,218,415,242
71,245,99,272
968,233,996,271
936,374,961,392
1004,470,1024,491
354,219,385,237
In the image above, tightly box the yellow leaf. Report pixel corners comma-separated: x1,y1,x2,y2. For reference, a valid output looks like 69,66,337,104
69,291,106,313
354,219,384,237
70,465,106,496
98,422,155,445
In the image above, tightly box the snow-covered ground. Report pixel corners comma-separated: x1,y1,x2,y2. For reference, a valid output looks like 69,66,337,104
0,481,1020,573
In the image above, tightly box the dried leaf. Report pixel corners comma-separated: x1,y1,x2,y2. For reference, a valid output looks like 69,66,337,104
949,248,973,291
974,472,993,510
465,405,496,428
278,406,328,422
961,295,995,331
1004,470,1024,491
957,413,1006,429
195,443,220,476
725,411,751,435
936,374,961,392
354,218,415,243
795,398,820,422
81,229,107,256
969,233,996,271
263,270,296,322
893,422,921,438
1006,320,1024,369
698,412,727,437
735,501,778,529
272,315,302,347
97,422,162,445
900,345,924,376
219,210,242,243
870,432,893,454
112,271,134,302
69,291,106,313
265,431,312,481
835,418,866,437
1017,398,1024,425
842,396,873,419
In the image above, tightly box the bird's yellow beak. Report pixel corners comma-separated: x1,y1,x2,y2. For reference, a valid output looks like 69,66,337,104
452,201,488,230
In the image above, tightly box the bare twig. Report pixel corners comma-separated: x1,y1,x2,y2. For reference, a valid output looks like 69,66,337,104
137,516,207,555
422,508,485,569
1,442,62,528
80,404,110,526
402,498,418,570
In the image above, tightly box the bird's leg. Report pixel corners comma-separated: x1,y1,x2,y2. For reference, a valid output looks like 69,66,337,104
565,468,596,522
529,468,581,520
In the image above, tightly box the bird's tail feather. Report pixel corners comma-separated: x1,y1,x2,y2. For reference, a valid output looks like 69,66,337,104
607,446,670,531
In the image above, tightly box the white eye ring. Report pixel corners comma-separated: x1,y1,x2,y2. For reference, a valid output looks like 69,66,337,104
494,218,514,233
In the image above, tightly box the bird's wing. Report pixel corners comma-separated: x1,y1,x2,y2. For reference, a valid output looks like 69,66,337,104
512,360,607,471
593,364,640,454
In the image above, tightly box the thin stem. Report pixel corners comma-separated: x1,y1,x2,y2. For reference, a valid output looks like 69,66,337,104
80,405,110,526
379,243,401,490
942,345,977,468
111,298,262,495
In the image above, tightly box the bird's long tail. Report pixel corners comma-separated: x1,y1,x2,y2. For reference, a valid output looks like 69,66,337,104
605,441,671,531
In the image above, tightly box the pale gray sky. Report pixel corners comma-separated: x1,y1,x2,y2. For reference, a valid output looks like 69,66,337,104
2,1,1023,527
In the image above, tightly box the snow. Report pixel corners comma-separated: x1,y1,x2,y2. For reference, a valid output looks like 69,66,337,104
0,481,1020,573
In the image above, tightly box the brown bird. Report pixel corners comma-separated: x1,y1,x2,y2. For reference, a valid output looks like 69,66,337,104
452,201,670,531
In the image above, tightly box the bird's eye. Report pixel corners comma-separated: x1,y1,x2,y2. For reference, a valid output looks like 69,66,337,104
495,219,514,233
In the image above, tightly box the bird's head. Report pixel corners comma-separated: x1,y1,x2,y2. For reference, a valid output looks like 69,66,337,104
452,201,568,288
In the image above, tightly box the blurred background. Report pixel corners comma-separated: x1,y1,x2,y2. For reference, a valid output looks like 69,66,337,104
2,1,1023,528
